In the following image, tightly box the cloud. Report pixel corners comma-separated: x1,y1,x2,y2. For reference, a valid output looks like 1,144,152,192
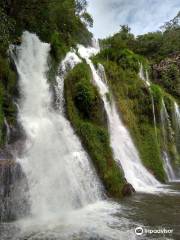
88,0,180,38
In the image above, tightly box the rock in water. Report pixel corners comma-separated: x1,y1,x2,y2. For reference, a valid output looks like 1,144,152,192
122,183,135,197
0,160,29,222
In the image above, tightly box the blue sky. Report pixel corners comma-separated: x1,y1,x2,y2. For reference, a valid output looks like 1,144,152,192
88,0,180,38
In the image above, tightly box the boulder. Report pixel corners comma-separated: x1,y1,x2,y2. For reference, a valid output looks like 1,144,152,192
122,183,135,197
0,160,29,222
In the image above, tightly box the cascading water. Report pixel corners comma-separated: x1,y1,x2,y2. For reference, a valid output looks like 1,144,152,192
4,118,10,145
160,99,176,181
9,31,135,240
139,64,150,87
162,151,176,181
78,45,160,192
12,31,102,217
55,51,82,114
139,65,178,181
174,102,180,152
139,65,158,140
174,102,180,129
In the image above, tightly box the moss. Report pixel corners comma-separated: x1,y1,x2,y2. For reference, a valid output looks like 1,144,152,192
50,31,69,62
65,62,125,198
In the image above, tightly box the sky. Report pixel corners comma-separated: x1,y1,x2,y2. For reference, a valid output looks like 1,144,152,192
88,0,180,38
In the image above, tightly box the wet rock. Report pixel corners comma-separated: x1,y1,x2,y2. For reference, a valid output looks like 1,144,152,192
0,160,29,222
122,183,135,197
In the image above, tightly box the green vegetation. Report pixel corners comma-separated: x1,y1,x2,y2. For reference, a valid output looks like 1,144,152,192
65,63,125,198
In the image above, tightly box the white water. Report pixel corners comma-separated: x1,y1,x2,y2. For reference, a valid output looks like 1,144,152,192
4,118,10,145
174,102,180,132
161,99,176,181
174,102,180,178
55,51,81,113
78,45,160,192
162,151,176,181
139,64,150,87
12,31,103,217
174,102,180,152
10,32,135,239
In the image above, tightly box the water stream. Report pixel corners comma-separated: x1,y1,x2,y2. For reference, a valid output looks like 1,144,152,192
174,102,180,153
139,64,158,140
161,99,176,181
78,45,160,192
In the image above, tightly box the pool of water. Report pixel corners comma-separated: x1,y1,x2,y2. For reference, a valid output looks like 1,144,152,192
0,183,179,240
120,182,180,239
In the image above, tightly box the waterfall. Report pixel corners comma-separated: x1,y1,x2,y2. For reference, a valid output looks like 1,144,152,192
55,51,81,114
174,102,180,129
139,65,178,181
10,31,134,240
139,64,150,87
78,45,160,192
4,118,10,145
160,99,176,181
139,65,158,140
174,102,180,128
12,31,102,218
174,102,180,152
162,151,176,181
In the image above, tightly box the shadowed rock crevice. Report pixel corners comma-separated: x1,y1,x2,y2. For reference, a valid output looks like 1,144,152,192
0,160,29,222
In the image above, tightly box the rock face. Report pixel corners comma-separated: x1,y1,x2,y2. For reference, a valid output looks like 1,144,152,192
0,160,29,222
153,52,180,72
152,52,180,98
121,183,135,197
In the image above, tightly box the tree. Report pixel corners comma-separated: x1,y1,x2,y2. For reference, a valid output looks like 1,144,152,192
161,11,180,31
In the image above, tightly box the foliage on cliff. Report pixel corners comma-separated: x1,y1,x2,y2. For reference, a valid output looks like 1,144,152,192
65,62,125,198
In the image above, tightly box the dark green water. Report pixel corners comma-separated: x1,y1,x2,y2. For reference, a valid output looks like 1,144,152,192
0,183,180,240
120,182,180,239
